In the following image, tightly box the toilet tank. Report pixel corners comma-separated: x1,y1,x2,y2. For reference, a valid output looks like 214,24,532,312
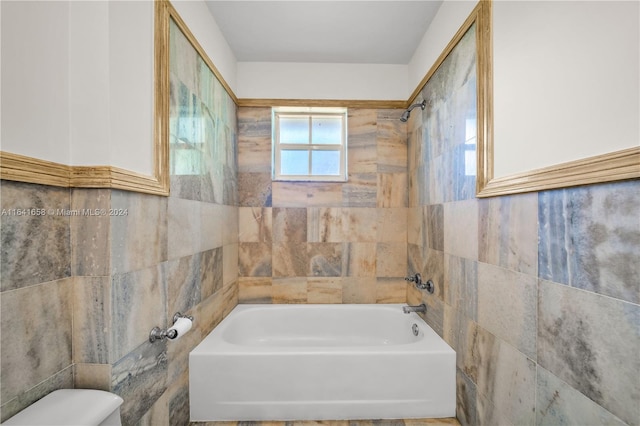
2,389,123,426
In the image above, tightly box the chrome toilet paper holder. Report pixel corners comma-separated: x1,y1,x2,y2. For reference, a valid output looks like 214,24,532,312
149,312,194,343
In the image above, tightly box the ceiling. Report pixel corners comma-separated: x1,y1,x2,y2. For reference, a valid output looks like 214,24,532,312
204,1,443,64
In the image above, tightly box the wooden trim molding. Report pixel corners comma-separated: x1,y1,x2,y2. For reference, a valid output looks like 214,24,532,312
0,152,171,196
476,147,640,197
238,98,406,109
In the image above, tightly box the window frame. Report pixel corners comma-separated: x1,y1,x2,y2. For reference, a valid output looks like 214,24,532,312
272,107,348,182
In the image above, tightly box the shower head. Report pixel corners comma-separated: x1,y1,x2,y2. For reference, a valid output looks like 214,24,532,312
400,100,427,122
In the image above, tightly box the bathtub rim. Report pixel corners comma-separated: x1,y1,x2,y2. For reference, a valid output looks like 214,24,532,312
191,303,455,355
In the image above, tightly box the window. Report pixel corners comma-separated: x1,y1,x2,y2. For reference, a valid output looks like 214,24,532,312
273,107,347,181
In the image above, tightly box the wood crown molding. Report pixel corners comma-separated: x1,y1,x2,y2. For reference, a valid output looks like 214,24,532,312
476,146,640,197
1,151,170,196
237,98,407,109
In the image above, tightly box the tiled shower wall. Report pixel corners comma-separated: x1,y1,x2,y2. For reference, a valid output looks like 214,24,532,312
236,108,409,304
0,91,239,426
407,23,640,426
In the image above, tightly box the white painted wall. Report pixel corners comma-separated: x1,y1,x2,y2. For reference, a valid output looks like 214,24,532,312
237,62,408,100
1,0,236,175
1,1,71,164
68,1,111,168
106,0,154,174
493,0,639,178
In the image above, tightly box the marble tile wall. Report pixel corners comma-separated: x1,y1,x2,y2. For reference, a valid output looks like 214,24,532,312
237,107,409,305
408,21,640,426
1,183,238,425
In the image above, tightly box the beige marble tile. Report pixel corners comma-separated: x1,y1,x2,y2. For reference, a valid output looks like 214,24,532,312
273,242,308,277
308,243,343,277
478,193,537,275
307,207,344,243
237,107,272,173
200,247,223,300
238,277,272,303
536,366,627,426
238,207,272,243
407,206,423,246
238,242,272,277
167,197,200,260
1,278,73,403
223,243,239,286
110,191,167,274
167,370,192,425
195,290,224,337
347,109,377,174
272,181,309,207
377,173,407,208
377,117,407,173
73,276,111,364
444,254,477,322
71,188,111,276
111,265,166,361
166,253,201,317
342,277,376,303
221,282,239,317
462,322,536,426
306,182,344,207
273,208,307,242
377,208,407,243
1,181,71,291
200,202,223,250
407,282,423,306
425,204,444,251
342,208,378,242
342,173,377,207
272,277,308,303
443,198,478,260
376,242,407,277
307,278,343,303
478,262,537,359
538,279,640,425
222,205,239,245
74,363,111,391
376,277,407,303
238,173,272,207
137,386,169,426
342,242,376,277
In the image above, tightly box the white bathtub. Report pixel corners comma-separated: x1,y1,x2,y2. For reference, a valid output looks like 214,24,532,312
189,304,456,421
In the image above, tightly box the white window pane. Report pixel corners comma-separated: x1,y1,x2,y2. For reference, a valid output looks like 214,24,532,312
281,150,309,175
311,150,341,175
312,116,342,144
280,117,309,144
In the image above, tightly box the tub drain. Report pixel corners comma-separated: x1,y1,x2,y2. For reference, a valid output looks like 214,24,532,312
412,323,419,336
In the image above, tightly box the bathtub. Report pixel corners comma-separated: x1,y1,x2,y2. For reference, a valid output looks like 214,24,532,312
189,304,456,421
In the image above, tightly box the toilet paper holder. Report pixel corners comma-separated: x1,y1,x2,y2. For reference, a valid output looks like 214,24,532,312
149,312,194,343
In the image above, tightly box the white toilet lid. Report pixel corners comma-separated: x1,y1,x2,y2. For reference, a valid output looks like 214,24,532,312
3,389,123,426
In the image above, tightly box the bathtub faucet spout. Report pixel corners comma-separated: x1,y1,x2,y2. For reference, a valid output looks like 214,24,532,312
403,304,427,314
